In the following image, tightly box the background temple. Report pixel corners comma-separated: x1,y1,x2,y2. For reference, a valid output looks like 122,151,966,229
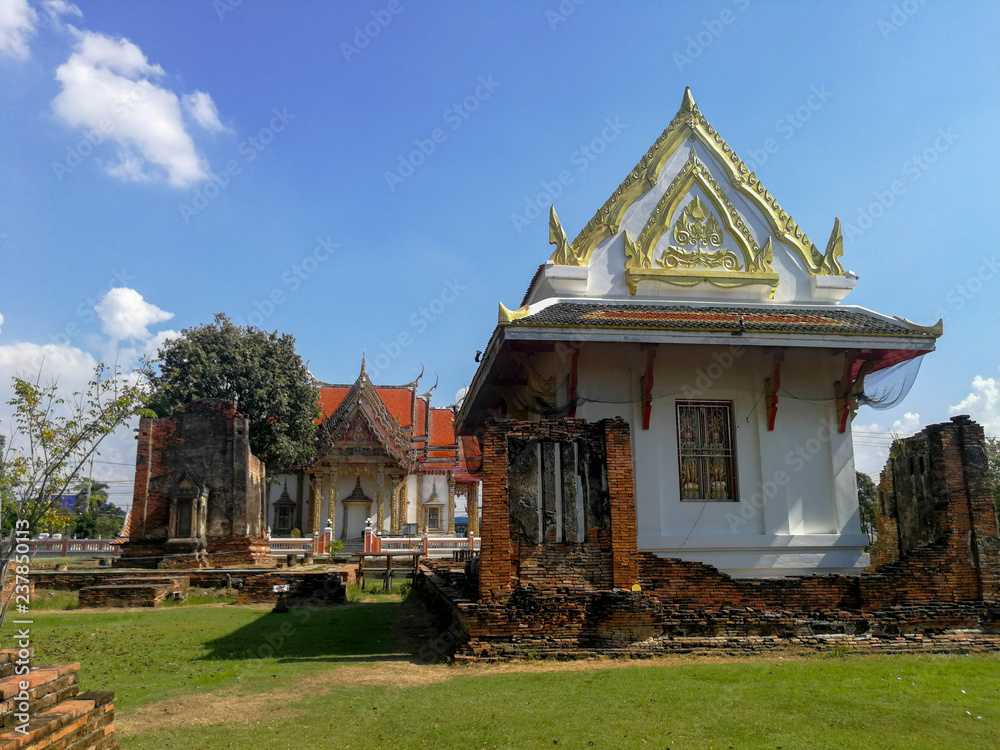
267,359,481,543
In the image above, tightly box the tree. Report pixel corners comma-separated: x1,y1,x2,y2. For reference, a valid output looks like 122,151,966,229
1,363,151,626
69,479,125,539
857,471,878,545
74,478,110,515
985,436,1000,516
143,314,319,474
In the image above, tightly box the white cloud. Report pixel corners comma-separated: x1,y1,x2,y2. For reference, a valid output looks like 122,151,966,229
52,29,222,187
0,0,37,60
950,374,1000,435
0,296,176,505
40,0,81,23
890,411,922,435
182,90,228,133
0,0,81,60
94,287,174,341
142,328,179,359
0,341,98,393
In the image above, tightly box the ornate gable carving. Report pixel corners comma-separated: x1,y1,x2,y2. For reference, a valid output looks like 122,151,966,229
549,87,845,278
623,149,777,295
315,364,416,470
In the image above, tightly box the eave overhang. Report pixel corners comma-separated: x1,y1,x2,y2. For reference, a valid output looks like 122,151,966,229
455,300,939,437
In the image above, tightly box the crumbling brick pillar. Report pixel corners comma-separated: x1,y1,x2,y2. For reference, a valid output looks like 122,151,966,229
863,415,1000,606
605,418,638,589
953,417,1000,604
478,423,512,599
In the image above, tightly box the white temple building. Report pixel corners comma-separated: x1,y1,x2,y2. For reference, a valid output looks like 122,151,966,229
456,88,940,577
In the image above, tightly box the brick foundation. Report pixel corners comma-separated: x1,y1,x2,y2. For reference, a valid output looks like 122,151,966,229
0,649,118,750
30,569,275,592
76,576,189,608
431,416,1000,660
234,571,347,606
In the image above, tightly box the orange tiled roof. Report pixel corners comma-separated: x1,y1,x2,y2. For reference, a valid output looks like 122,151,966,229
316,381,479,479
318,385,414,424
317,387,350,420
429,408,456,447
378,388,414,428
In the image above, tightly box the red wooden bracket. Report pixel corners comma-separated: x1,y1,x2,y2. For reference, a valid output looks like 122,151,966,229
836,351,875,433
640,345,656,430
765,349,786,431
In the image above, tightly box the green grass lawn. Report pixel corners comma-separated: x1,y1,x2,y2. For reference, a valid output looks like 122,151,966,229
3,594,998,750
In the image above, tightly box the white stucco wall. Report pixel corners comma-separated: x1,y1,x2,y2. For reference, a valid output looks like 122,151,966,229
532,341,868,576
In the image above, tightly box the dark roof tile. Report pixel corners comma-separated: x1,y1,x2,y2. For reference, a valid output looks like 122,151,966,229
509,302,932,337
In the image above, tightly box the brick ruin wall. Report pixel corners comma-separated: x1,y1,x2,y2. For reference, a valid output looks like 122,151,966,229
234,571,347,606
427,417,1000,660
118,399,273,570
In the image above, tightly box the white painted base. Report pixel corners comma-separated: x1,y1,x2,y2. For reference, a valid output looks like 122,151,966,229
639,534,870,578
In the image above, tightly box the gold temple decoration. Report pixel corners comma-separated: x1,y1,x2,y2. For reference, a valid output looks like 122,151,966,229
892,316,944,337
658,196,740,271
498,302,531,325
548,206,579,265
623,150,778,295
821,218,845,275
549,87,846,277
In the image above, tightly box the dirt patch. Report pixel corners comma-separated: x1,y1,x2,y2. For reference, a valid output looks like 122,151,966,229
119,648,809,735
118,663,454,735
118,595,814,735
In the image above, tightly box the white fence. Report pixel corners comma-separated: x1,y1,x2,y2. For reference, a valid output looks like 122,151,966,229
1,538,121,557
372,533,479,558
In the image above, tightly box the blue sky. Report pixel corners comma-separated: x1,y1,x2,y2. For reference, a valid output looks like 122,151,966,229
2,0,999,505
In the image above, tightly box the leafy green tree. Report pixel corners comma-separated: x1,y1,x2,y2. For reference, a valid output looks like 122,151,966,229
73,512,97,539
985,436,1000,516
73,478,110,515
68,479,125,538
143,314,319,474
1,363,151,625
857,471,878,545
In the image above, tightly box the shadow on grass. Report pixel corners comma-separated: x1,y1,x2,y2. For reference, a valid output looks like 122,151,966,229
201,601,412,664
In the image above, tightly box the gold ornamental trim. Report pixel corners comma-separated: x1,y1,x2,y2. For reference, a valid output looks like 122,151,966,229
549,87,845,277
498,302,531,325
623,267,780,294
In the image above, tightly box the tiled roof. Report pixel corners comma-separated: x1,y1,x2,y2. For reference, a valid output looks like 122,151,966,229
317,386,350,421
378,388,415,427
508,303,935,337
429,408,456,448
315,383,478,478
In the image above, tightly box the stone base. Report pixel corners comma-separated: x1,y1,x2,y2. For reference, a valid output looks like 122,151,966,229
235,571,346,605
420,561,1000,662
115,536,275,570
206,536,276,569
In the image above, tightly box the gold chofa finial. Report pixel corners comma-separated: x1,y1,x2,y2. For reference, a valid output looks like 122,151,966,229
820,217,845,275
680,86,697,113
360,350,366,375
549,205,577,265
